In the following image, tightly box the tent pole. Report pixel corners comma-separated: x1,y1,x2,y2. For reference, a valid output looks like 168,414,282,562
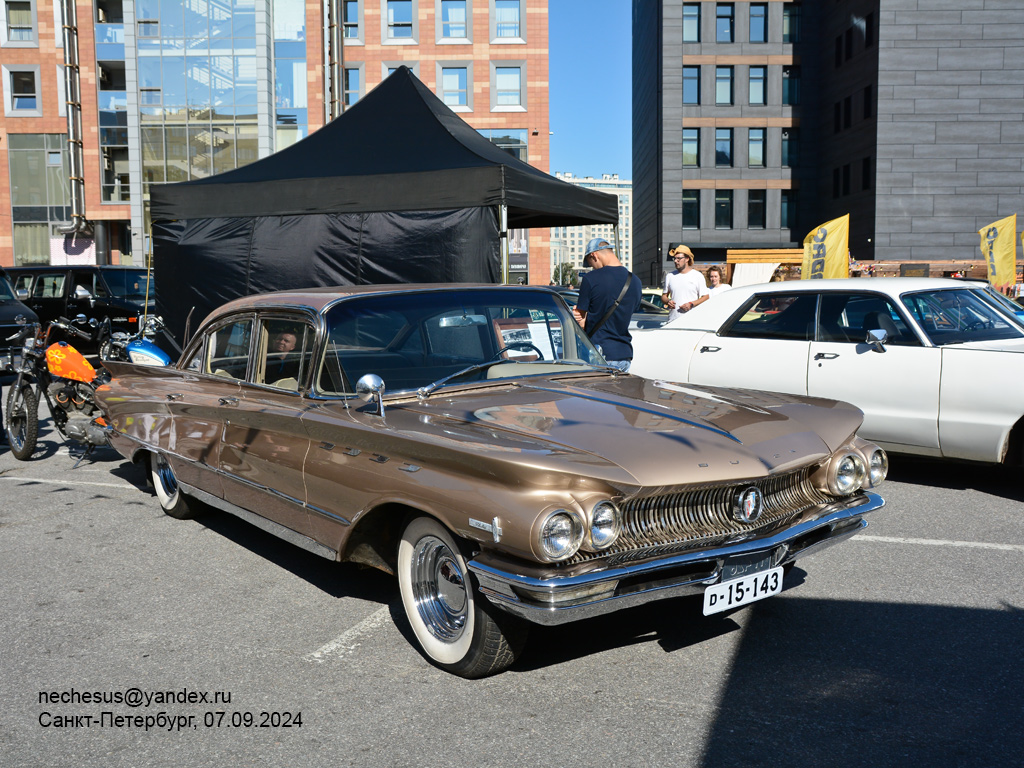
500,204,509,284
614,223,622,265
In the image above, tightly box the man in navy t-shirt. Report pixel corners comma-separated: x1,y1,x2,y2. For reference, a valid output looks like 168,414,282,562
574,238,642,371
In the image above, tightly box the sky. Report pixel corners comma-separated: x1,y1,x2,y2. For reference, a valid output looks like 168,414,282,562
548,0,632,180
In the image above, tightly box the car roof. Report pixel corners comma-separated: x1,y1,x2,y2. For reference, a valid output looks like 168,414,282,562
651,277,993,331
201,283,560,324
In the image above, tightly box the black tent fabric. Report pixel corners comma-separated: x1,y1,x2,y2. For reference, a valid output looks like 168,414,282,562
150,67,618,228
150,67,618,348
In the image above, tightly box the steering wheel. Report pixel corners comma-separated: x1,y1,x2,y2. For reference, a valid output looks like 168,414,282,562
491,342,545,361
965,320,992,331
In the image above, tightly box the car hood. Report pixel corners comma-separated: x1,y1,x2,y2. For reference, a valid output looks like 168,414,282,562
397,375,863,488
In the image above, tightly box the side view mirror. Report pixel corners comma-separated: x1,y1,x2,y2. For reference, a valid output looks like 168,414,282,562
16,288,28,301
74,285,92,300
866,328,888,352
356,373,386,418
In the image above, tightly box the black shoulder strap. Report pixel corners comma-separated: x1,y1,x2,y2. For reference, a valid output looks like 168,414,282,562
588,271,634,337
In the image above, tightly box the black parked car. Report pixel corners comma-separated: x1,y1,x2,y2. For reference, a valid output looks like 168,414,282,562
0,271,39,376
5,266,154,349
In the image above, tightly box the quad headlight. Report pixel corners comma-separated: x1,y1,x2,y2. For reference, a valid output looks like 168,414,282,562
868,448,888,486
829,451,866,496
588,500,621,551
538,510,584,562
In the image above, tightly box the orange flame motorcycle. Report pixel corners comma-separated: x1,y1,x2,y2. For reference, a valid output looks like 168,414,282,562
4,315,110,461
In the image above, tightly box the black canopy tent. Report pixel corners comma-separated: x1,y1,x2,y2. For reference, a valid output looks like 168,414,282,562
150,66,618,347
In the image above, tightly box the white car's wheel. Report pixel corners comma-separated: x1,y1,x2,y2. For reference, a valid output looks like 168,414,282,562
397,516,527,678
150,452,197,519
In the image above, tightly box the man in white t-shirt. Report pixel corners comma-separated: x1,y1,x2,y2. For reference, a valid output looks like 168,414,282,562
662,245,709,321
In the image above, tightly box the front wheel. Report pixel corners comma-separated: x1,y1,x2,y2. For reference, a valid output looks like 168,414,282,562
150,452,197,519
397,516,528,678
5,385,39,460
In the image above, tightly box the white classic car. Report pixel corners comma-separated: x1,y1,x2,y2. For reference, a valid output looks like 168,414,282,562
631,277,1024,464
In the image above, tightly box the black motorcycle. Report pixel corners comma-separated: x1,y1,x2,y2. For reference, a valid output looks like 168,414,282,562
4,315,109,462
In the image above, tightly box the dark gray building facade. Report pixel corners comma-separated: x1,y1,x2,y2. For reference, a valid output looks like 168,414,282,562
633,0,1024,285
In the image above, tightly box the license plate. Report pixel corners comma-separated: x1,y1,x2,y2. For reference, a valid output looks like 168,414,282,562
703,566,784,616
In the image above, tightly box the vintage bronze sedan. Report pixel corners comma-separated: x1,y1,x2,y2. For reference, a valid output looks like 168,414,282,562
97,285,887,677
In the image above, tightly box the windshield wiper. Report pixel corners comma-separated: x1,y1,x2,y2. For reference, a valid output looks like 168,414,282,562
417,360,525,398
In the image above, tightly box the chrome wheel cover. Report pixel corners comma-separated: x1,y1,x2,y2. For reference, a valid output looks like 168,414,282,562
154,454,178,498
411,535,468,643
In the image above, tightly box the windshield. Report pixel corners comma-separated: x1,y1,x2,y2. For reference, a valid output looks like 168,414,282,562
318,288,606,395
901,288,1024,345
974,284,1024,322
0,276,15,302
101,269,152,301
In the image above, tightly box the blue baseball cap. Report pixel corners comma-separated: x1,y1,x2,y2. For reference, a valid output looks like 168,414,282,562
584,238,613,256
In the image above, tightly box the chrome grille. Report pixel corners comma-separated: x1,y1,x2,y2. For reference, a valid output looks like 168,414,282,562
570,467,834,565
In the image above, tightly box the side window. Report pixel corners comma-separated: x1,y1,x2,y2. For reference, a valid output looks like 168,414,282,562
15,275,32,294
255,317,316,391
819,293,918,345
722,293,817,341
32,272,65,298
72,271,95,296
205,318,253,380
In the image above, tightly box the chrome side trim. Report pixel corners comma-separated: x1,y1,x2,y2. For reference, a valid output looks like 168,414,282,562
468,492,884,626
179,481,339,561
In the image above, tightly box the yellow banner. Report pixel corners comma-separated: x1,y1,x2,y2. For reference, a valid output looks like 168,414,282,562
801,214,850,279
978,215,1017,291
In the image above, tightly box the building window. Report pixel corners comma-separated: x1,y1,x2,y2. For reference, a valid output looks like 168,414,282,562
864,84,873,119
781,128,798,167
683,128,699,167
748,128,764,167
343,1,362,40
386,0,414,40
865,13,874,47
683,66,700,104
492,0,524,41
491,63,524,109
862,156,872,190
843,95,852,128
833,102,841,133
440,65,469,108
4,0,34,43
749,66,765,105
682,190,700,229
343,67,361,106
834,36,842,68
716,4,733,43
715,128,732,167
3,65,41,115
682,4,700,42
781,189,794,230
748,190,766,229
715,190,733,229
845,27,853,61
783,3,800,43
749,4,766,43
716,66,733,105
440,0,468,39
782,66,800,105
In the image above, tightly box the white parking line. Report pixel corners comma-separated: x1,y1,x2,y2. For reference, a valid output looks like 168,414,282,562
0,475,134,490
304,606,393,663
855,534,1024,553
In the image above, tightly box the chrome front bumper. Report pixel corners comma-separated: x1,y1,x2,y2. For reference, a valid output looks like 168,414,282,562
468,492,884,626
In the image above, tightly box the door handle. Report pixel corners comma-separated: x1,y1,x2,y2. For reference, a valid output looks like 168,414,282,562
218,396,239,406
813,352,840,360
699,346,722,353
166,393,184,401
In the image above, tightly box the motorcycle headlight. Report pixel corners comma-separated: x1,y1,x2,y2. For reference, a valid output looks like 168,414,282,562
538,510,584,562
22,340,35,355
829,452,866,496
868,448,888,487
587,500,621,551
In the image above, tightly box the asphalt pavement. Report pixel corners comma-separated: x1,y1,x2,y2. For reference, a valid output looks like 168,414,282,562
1,414,1022,768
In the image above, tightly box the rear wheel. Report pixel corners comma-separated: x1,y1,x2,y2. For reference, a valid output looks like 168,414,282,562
397,516,528,678
5,385,39,461
150,452,197,519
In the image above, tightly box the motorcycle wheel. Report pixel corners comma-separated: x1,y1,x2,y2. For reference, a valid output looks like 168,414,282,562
98,337,114,362
5,385,39,461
